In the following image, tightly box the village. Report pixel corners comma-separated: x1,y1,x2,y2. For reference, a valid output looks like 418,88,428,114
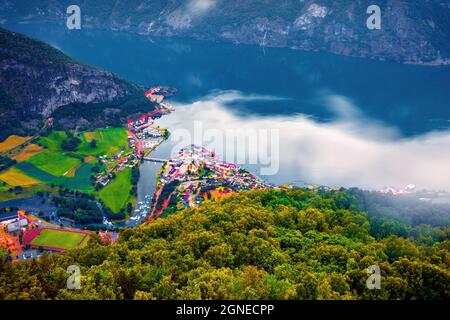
94,87,173,188
151,145,274,217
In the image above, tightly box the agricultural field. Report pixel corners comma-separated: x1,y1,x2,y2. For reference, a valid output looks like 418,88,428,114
60,163,95,191
30,229,87,250
65,164,79,177
11,144,44,162
15,162,56,184
84,156,96,163
0,128,135,213
0,167,41,186
27,150,81,176
0,135,31,153
78,127,130,156
99,168,133,214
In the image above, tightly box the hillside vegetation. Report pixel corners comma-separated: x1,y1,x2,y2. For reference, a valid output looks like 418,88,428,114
0,188,448,300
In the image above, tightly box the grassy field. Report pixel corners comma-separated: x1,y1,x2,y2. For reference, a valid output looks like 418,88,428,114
30,229,87,250
38,131,67,150
99,168,132,213
1,128,135,213
15,162,56,183
60,163,94,191
0,135,31,153
0,182,9,192
12,144,44,162
27,150,81,176
78,127,130,156
0,167,41,186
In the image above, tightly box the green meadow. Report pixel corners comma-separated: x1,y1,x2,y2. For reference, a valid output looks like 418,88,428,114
78,127,131,156
0,128,134,214
99,168,133,214
38,131,68,150
0,182,9,192
27,150,81,176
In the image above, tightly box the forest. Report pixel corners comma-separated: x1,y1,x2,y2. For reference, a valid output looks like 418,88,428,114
0,188,448,300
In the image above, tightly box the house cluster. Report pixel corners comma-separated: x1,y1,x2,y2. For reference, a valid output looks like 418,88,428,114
144,86,176,115
95,150,139,188
155,145,273,211
127,113,167,155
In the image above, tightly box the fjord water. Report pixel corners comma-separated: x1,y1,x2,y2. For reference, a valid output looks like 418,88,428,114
6,24,450,192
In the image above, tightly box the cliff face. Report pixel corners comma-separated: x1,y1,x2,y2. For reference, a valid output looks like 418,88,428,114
1,0,450,65
0,28,140,118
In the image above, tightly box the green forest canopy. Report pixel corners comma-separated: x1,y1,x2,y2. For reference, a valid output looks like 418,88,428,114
0,188,448,300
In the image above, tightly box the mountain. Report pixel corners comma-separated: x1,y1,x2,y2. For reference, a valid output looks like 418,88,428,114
0,28,144,141
1,1,450,65
0,188,448,299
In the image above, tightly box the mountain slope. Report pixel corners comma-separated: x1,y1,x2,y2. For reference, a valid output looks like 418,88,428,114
0,28,140,118
1,1,450,65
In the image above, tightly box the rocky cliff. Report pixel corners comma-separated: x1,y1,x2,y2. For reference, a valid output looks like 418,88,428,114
0,28,140,118
1,0,450,65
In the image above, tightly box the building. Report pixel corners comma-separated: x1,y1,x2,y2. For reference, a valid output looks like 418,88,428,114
7,218,28,233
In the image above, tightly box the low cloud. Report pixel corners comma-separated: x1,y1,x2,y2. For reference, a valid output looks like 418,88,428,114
165,0,217,30
187,0,217,14
156,91,450,191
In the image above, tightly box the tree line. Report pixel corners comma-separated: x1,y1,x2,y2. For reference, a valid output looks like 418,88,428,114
0,188,448,300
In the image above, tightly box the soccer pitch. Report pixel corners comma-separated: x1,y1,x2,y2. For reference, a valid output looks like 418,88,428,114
30,229,87,250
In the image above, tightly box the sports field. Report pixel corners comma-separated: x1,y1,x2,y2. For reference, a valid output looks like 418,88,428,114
12,144,44,162
78,127,130,156
0,135,31,153
99,168,132,213
0,167,41,186
30,229,87,250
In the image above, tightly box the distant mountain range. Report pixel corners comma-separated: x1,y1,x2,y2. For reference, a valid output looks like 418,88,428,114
0,28,145,141
1,0,450,65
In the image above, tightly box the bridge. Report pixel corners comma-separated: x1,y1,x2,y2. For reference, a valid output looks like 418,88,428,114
143,156,168,163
